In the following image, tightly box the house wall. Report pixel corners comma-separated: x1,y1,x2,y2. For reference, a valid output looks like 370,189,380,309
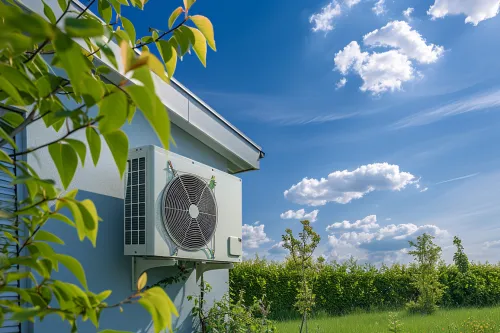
26,111,231,333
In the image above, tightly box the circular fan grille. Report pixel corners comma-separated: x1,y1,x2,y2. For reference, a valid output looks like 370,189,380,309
161,174,217,251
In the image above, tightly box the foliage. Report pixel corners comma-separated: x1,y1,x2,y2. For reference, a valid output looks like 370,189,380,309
188,279,277,333
387,312,404,333
406,233,444,315
282,220,321,332
453,236,470,274
0,0,215,331
230,258,500,320
461,317,498,333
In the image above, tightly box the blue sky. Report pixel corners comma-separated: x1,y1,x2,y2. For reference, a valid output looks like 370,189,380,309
127,0,500,264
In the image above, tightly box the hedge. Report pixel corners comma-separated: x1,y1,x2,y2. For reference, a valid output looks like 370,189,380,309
229,258,500,320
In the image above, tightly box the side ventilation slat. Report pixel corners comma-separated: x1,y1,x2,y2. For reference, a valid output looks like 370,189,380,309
125,157,146,245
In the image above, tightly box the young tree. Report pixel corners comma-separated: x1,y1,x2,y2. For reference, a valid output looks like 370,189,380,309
453,236,469,274
282,220,320,333
406,233,444,314
0,0,215,331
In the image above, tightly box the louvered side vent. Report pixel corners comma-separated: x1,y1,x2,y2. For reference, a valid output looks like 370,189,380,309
0,142,22,333
125,157,146,245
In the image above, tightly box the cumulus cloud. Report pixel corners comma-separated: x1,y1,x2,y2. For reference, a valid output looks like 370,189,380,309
326,215,380,232
268,241,288,255
310,1,342,32
280,209,320,222
334,21,443,94
242,224,271,249
403,7,414,19
372,0,386,15
428,0,500,25
336,77,348,89
284,162,417,206
363,21,444,64
328,222,448,253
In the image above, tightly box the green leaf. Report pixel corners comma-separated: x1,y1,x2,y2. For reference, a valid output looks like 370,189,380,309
125,85,170,149
34,230,64,245
168,7,183,29
0,76,23,105
98,42,118,69
137,272,147,290
140,287,178,333
0,149,12,163
86,127,101,167
131,66,154,90
127,100,136,123
173,26,191,57
42,0,57,24
48,142,78,189
188,27,207,67
53,254,88,290
65,18,104,37
121,17,136,45
1,112,24,128
51,213,76,227
183,0,195,11
53,31,90,95
0,127,16,149
189,15,215,51
98,91,128,134
96,289,112,302
57,0,68,11
156,40,177,79
98,330,133,333
64,139,87,167
103,130,128,178
98,0,112,24
10,307,42,322
77,199,99,247
144,51,168,83
82,77,105,107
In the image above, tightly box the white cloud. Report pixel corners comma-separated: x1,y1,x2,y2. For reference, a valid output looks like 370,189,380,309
253,221,261,225
268,241,288,254
280,209,320,222
428,0,500,25
403,7,414,19
336,77,348,89
363,21,444,64
242,224,271,249
392,89,500,128
386,217,392,221
372,0,386,15
328,222,448,253
420,187,429,192
484,240,500,248
334,22,442,94
284,162,417,206
310,1,342,32
345,0,361,7
326,215,380,232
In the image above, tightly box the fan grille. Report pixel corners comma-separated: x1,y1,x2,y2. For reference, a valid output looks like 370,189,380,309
162,174,217,251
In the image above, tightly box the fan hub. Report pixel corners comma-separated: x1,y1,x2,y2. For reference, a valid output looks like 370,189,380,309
189,204,200,218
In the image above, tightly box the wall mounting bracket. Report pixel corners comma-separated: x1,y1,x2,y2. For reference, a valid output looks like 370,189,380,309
195,261,234,281
131,256,178,290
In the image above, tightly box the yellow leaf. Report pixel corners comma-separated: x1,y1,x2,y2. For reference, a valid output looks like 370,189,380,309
189,15,215,51
138,51,168,82
137,272,147,290
183,0,195,11
168,6,184,29
120,40,132,73
188,27,207,67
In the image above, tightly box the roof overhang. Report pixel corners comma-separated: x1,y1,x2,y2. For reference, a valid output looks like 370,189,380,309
22,0,264,174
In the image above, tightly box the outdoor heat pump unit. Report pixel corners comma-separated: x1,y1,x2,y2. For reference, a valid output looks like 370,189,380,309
124,145,243,266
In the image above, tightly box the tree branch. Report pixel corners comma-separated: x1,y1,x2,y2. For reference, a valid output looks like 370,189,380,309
133,17,189,49
76,0,96,19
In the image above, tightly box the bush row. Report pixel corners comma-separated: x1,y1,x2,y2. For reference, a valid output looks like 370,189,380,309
229,258,500,319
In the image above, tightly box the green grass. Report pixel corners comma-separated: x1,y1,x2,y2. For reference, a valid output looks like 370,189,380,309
275,307,500,332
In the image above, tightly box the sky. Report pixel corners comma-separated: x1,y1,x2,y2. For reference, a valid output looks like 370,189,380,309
125,0,500,265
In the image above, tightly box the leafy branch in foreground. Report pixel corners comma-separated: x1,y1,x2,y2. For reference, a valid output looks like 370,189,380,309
0,0,216,331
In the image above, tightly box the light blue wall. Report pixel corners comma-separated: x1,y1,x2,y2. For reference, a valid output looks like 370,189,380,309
29,112,231,333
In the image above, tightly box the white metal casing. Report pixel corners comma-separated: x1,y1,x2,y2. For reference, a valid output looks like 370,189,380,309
124,145,243,263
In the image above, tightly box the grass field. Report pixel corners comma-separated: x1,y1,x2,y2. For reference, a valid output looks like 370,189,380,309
275,307,500,332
